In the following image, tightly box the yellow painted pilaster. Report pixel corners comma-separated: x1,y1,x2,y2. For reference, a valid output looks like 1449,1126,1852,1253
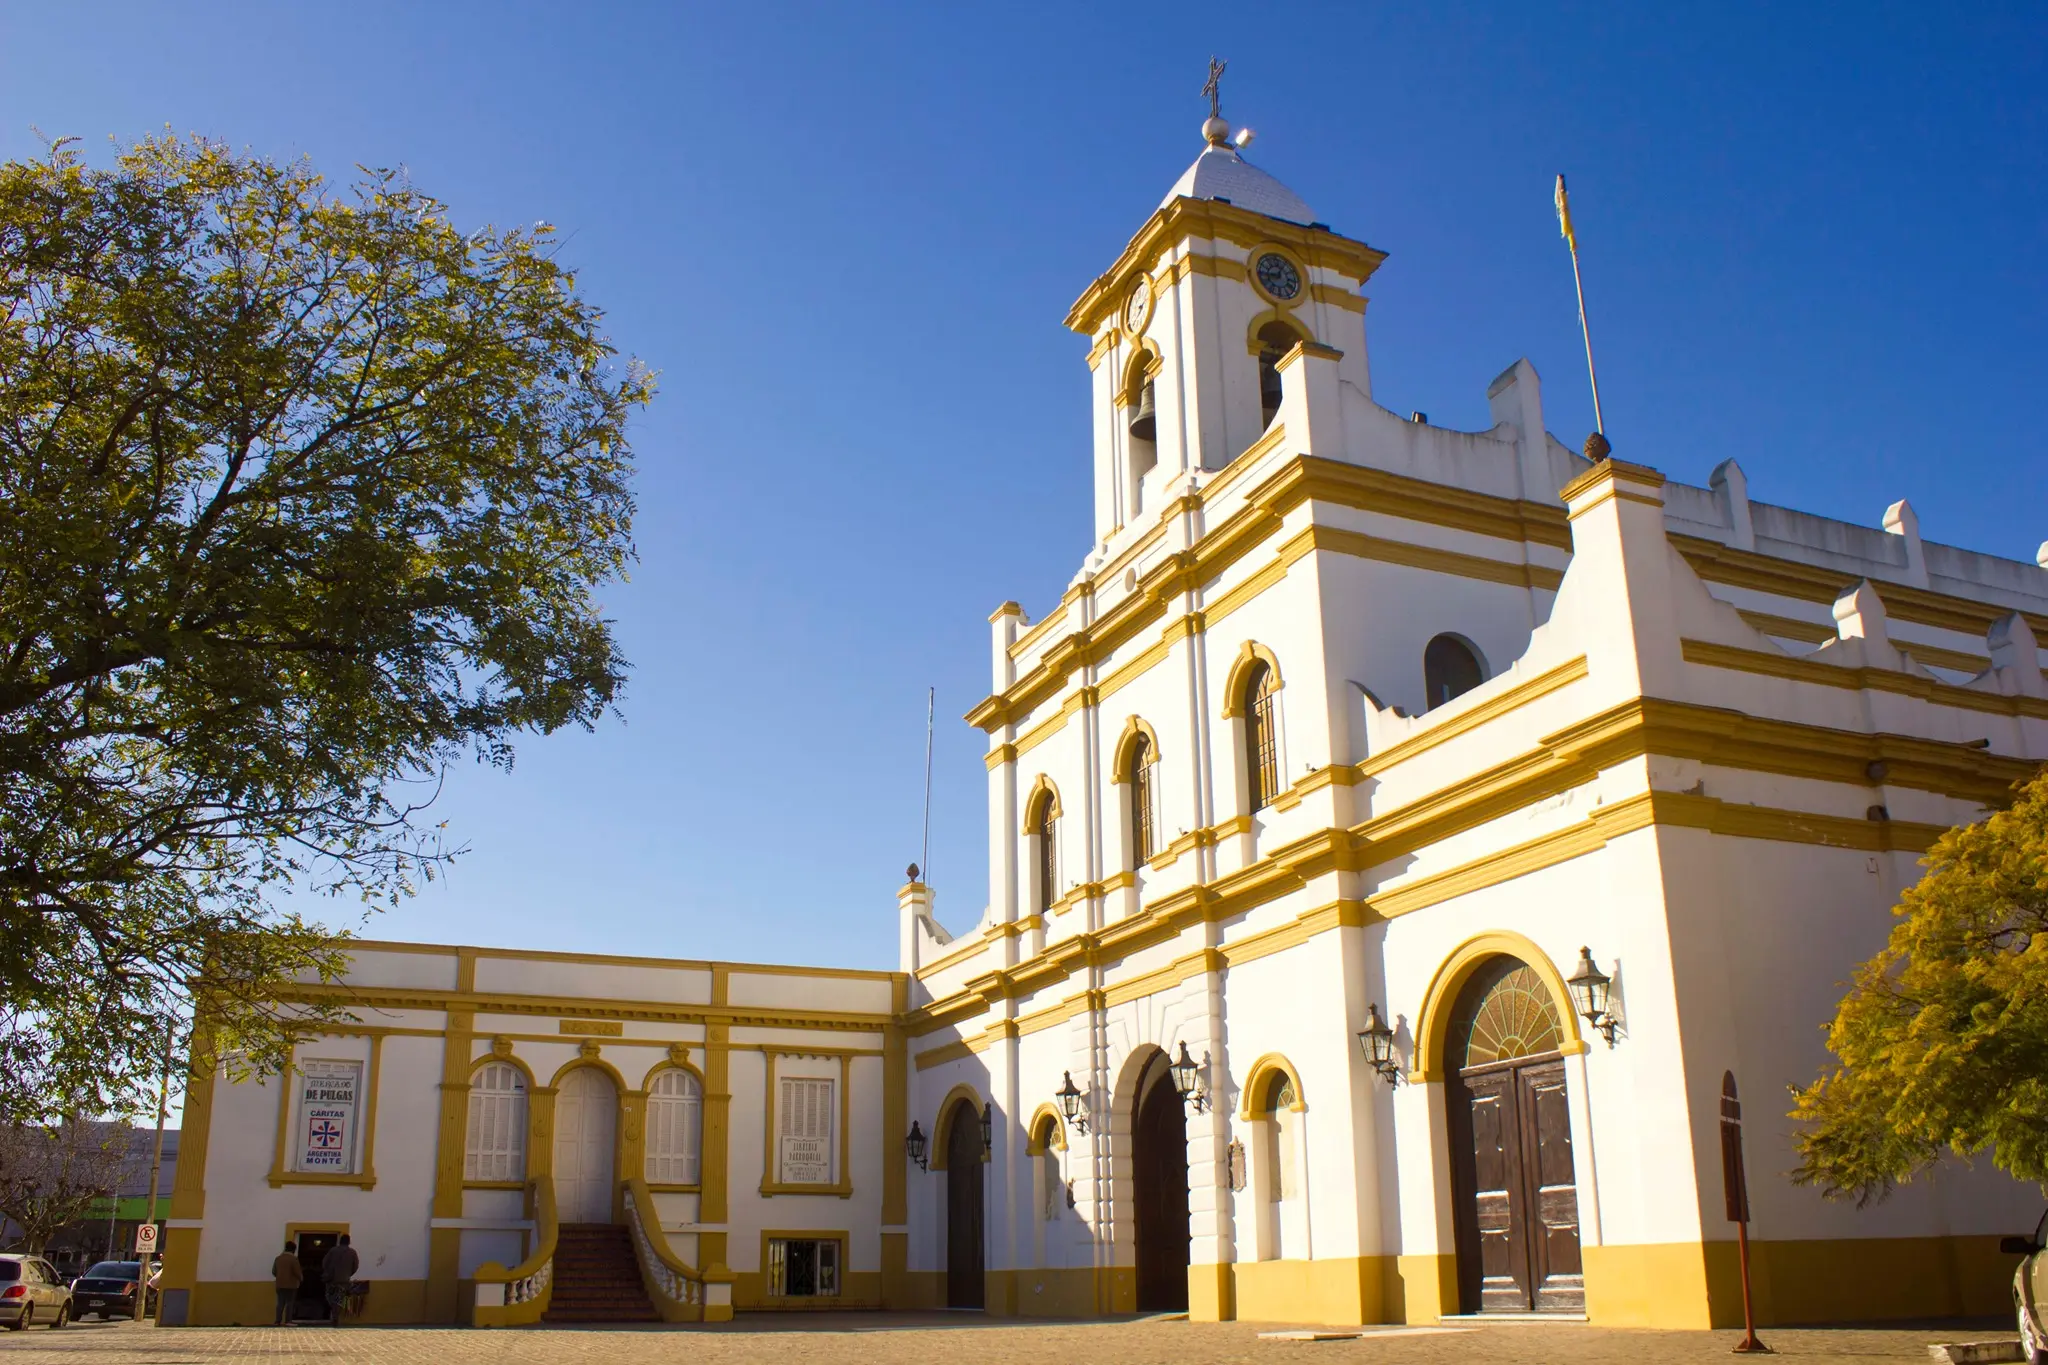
881,974,909,1308
159,1025,217,1324
425,949,476,1324
700,965,733,1322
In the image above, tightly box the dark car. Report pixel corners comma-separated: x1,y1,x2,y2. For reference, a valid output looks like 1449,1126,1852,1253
68,1261,154,1321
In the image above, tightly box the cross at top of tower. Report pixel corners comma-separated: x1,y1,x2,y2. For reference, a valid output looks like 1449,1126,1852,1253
1203,57,1227,120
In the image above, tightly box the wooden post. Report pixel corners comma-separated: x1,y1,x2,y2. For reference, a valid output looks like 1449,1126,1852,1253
1720,1072,1771,1354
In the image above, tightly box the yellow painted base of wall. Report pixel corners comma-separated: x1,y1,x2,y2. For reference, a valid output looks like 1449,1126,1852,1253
732,1269,881,1312
1589,1236,2014,1329
183,1280,429,1327
1195,1256,1455,1327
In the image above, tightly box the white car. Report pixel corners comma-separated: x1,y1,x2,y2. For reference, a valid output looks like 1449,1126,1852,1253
2007,1211,2048,1362
0,1254,71,1330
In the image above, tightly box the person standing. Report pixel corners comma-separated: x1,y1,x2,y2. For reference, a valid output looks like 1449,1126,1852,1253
319,1235,358,1326
270,1241,303,1325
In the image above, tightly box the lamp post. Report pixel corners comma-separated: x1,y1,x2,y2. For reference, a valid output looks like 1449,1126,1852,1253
1169,1042,1210,1113
1055,1071,1089,1135
905,1121,928,1171
1356,1003,1401,1084
1567,947,1619,1046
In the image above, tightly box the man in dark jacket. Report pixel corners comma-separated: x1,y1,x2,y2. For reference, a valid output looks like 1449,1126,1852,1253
271,1241,302,1325
320,1235,359,1326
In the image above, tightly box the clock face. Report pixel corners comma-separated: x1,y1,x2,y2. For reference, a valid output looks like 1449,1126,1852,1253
1256,252,1303,301
1124,281,1150,332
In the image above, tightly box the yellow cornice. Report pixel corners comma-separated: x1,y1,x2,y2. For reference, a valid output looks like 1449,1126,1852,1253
279,983,892,1034
1066,198,1388,336
1357,656,1589,776
905,695,2038,1038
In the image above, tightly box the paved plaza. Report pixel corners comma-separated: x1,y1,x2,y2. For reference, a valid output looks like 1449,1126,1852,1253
0,1314,2018,1364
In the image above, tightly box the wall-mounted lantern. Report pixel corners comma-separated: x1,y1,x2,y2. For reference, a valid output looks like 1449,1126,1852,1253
1056,1070,1090,1135
980,1100,994,1155
1170,1041,1211,1113
1567,946,1619,1047
906,1120,928,1171
1356,1002,1401,1084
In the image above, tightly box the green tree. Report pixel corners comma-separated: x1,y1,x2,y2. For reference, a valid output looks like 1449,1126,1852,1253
1793,768,2048,1202
0,135,651,1117
0,1119,130,1254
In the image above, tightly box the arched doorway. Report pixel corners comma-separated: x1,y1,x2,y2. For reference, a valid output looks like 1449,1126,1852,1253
1444,957,1584,1314
1132,1056,1190,1312
553,1067,617,1224
943,1099,985,1309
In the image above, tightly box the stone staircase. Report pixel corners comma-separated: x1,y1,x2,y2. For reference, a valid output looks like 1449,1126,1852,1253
541,1223,659,1323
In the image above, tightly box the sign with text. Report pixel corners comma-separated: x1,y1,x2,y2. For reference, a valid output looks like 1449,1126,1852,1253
295,1060,363,1174
777,1077,834,1185
134,1222,158,1254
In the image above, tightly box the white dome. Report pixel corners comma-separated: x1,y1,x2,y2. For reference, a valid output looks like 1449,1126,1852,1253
1160,142,1316,225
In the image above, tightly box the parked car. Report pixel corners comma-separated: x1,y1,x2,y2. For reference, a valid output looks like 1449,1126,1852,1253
0,1253,71,1329
2005,1211,2048,1362
68,1260,154,1321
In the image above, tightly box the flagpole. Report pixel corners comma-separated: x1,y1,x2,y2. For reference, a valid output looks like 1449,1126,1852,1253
1556,174,1608,453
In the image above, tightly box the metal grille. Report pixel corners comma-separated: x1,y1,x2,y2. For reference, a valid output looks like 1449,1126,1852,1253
1129,736,1155,865
1246,664,1279,811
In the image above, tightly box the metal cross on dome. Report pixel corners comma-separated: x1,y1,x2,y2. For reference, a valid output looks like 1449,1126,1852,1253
1203,56,1227,119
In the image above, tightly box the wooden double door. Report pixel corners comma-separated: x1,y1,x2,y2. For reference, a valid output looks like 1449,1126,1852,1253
1133,1075,1190,1312
944,1102,985,1309
1448,1054,1584,1314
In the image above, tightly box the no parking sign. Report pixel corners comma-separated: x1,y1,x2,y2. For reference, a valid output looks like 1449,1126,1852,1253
134,1222,159,1255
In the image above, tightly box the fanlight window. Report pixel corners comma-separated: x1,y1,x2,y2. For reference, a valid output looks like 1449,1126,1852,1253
1032,793,1059,913
1423,634,1487,710
1126,734,1156,867
1243,662,1280,813
464,1060,528,1182
644,1067,703,1185
1450,959,1565,1070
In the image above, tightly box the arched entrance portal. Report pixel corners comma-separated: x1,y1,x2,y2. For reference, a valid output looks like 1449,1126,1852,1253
553,1066,617,1224
1445,957,1584,1314
1132,1057,1190,1312
943,1099,985,1309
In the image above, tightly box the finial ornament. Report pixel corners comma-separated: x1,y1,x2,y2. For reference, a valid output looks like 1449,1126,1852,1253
1203,57,1227,120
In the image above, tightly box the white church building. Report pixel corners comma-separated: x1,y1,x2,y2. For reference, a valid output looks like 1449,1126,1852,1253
160,107,2048,1330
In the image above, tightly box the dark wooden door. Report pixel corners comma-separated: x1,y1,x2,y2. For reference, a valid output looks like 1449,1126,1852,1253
294,1230,341,1318
944,1105,984,1309
1519,1062,1585,1311
1449,1057,1583,1314
1133,1078,1190,1312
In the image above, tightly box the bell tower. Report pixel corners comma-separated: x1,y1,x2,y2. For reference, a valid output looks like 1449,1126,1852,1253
1066,87,1387,545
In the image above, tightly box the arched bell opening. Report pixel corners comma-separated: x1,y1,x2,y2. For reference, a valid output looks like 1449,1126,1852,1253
1254,321,1307,430
1443,956,1584,1315
1423,633,1488,711
1122,351,1160,514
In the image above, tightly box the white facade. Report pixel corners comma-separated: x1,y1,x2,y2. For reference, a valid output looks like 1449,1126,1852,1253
902,116,2048,1327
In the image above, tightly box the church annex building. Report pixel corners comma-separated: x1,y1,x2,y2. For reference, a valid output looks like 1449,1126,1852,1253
158,109,2048,1331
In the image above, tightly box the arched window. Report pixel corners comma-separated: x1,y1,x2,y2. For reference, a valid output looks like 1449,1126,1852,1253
464,1060,527,1182
1125,733,1156,867
1243,662,1280,812
1256,1070,1304,1261
1031,791,1059,913
644,1067,703,1185
1255,322,1304,430
1423,634,1487,710
1031,1114,1064,1222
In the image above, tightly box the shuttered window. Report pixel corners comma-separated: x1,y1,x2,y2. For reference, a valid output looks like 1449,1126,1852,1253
644,1068,703,1185
464,1061,527,1182
1245,662,1280,812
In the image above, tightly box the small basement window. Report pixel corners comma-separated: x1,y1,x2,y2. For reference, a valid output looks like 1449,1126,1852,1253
767,1237,841,1297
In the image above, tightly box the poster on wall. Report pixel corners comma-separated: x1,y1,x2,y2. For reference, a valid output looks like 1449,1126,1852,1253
777,1077,834,1184
295,1060,363,1173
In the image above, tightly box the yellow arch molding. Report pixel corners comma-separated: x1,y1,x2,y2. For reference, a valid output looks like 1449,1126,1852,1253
1245,306,1311,356
1111,714,1163,782
1220,640,1285,719
1238,1052,1308,1120
1410,931,1587,1083
928,1083,986,1170
1022,774,1063,833
1116,342,1163,409
1024,1103,1068,1155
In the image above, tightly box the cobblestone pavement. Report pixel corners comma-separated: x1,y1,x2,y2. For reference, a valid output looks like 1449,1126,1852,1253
0,1313,2017,1364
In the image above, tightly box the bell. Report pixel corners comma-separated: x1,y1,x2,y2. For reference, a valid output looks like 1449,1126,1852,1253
1127,383,1157,443
1259,359,1283,422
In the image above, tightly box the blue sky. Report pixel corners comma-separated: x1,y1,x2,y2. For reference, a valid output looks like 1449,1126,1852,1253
3,3,2044,973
